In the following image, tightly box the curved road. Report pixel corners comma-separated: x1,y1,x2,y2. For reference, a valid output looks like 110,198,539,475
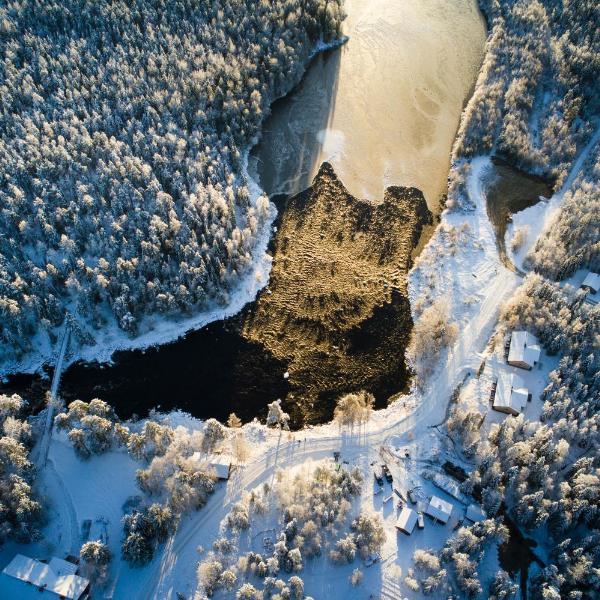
140,267,516,599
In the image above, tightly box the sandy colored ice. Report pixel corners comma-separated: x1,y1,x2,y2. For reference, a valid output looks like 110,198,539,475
254,0,486,209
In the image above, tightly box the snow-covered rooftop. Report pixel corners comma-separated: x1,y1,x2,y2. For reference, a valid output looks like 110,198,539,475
210,455,232,479
425,495,453,524
429,471,469,504
190,452,232,479
494,372,529,416
395,507,418,534
0,554,89,600
508,331,541,369
581,272,600,294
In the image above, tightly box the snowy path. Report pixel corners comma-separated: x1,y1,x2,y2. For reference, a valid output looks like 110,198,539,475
42,458,80,556
139,226,519,599
559,126,600,196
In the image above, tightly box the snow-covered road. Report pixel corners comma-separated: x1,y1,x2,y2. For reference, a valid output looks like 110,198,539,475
44,458,80,556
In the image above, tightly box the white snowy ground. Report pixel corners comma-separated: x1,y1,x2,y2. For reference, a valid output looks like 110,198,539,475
0,432,141,592
4,134,596,598
507,126,600,272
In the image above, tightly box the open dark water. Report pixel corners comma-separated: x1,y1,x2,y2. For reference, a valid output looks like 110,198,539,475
485,157,553,268
59,312,290,424
1,0,487,428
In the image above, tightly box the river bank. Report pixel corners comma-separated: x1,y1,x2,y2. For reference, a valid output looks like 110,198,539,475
1,0,487,428
251,0,486,212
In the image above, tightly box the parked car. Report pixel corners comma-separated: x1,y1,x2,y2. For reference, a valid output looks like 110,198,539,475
408,488,418,504
417,512,425,529
364,552,381,567
381,464,393,483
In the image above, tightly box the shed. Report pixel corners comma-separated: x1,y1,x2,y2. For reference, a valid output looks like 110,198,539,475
425,495,453,524
466,503,486,523
493,372,529,416
209,455,232,480
508,331,541,370
581,272,600,294
0,554,89,600
190,453,232,480
395,507,418,535
429,471,469,504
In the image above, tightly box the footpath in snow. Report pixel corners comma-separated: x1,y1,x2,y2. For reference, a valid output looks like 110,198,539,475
507,126,600,271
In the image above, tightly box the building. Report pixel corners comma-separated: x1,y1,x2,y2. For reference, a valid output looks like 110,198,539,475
0,554,89,600
465,503,486,523
210,455,232,480
507,331,541,370
425,495,453,524
429,471,469,504
395,507,418,535
493,372,530,416
581,272,600,295
190,452,232,480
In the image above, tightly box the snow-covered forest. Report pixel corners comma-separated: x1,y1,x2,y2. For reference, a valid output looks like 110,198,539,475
405,0,600,594
0,0,344,363
1,0,599,597
444,274,600,598
0,394,41,545
526,140,600,278
449,0,599,209
439,2,600,591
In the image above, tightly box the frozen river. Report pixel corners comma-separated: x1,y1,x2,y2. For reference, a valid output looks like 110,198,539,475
251,0,486,210
3,0,488,425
